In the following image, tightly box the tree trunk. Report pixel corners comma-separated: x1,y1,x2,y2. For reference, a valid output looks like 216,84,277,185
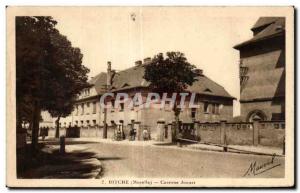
173,102,181,142
16,109,23,133
31,101,41,151
103,107,107,139
55,116,61,138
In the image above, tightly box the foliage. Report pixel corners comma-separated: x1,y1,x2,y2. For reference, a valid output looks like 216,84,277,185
16,16,90,147
143,52,200,140
144,52,199,94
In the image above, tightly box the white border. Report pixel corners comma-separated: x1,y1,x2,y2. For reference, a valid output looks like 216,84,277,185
1,1,298,192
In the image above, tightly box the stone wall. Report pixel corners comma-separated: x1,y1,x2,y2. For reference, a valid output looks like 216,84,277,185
195,120,285,147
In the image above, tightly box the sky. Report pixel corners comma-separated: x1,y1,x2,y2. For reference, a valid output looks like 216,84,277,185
51,7,260,116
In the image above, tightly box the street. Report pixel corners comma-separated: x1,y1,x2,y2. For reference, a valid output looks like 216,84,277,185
77,141,285,178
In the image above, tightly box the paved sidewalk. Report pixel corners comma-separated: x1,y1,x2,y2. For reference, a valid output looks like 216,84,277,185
188,143,284,156
55,137,284,157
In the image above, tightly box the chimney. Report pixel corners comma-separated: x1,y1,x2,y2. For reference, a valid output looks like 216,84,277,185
135,60,142,66
143,57,151,64
107,61,112,88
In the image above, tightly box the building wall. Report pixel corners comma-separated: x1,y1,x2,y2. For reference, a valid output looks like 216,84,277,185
240,99,285,121
57,90,234,139
40,111,54,128
239,37,285,121
59,97,101,127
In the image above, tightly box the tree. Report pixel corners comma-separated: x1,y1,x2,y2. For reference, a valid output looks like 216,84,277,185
16,16,89,150
143,52,199,141
46,33,90,138
16,16,58,149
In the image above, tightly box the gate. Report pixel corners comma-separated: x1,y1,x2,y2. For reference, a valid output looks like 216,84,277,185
178,122,198,141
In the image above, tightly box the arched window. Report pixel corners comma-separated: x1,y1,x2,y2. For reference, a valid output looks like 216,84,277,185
247,110,267,122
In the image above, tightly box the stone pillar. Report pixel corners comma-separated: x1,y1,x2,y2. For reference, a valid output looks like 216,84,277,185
166,122,173,143
220,120,227,145
120,121,124,140
252,119,260,146
194,121,200,141
171,121,177,142
134,121,141,141
156,119,165,141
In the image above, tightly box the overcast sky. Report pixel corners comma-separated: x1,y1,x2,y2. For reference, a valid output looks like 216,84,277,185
51,7,262,116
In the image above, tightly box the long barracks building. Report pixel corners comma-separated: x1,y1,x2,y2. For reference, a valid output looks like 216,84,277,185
54,57,235,139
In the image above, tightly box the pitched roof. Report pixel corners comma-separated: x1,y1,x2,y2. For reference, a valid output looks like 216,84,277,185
187,75,235,99
251,17,280,30
234,17,285,49
88,72,107,94
89,64,235,99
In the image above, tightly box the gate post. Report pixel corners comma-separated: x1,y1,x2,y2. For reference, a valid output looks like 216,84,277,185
166,121,173,143
252,119,260,146
194,121,200,141
134,121,141,141
156,119,165,141
220,120,227,145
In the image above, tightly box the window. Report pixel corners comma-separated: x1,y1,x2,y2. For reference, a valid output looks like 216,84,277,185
80,120,84,126
120,103,124,112
110,100,115,112
191,108,196,120
164,101,172,111
204,102,220,115
93,102,96,114
84,89,90,96
212,104,216,114
93,120,96,126
86,102,90,114
86,120,90,126
81,104,84,115
204,102,209,113
75,121,78,126
215,104,220,114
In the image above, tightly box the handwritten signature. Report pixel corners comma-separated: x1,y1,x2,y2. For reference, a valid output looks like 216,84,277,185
243,154,281,177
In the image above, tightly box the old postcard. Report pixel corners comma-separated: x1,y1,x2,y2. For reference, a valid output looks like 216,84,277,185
6,6,294,188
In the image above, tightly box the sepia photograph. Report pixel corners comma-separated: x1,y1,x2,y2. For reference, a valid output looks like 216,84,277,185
6,6,294,188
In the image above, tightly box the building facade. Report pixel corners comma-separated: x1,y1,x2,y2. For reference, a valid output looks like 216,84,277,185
56,57,235,139
234,17,285,122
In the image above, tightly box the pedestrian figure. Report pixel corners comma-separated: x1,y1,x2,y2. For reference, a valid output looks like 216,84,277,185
41,127,46,141
117,128,122,141
143,129,149,141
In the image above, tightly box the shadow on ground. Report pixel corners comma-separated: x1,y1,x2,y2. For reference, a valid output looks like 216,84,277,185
39,138,99,146
17,143,103,179
153,142,175,146
153,141,195,146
